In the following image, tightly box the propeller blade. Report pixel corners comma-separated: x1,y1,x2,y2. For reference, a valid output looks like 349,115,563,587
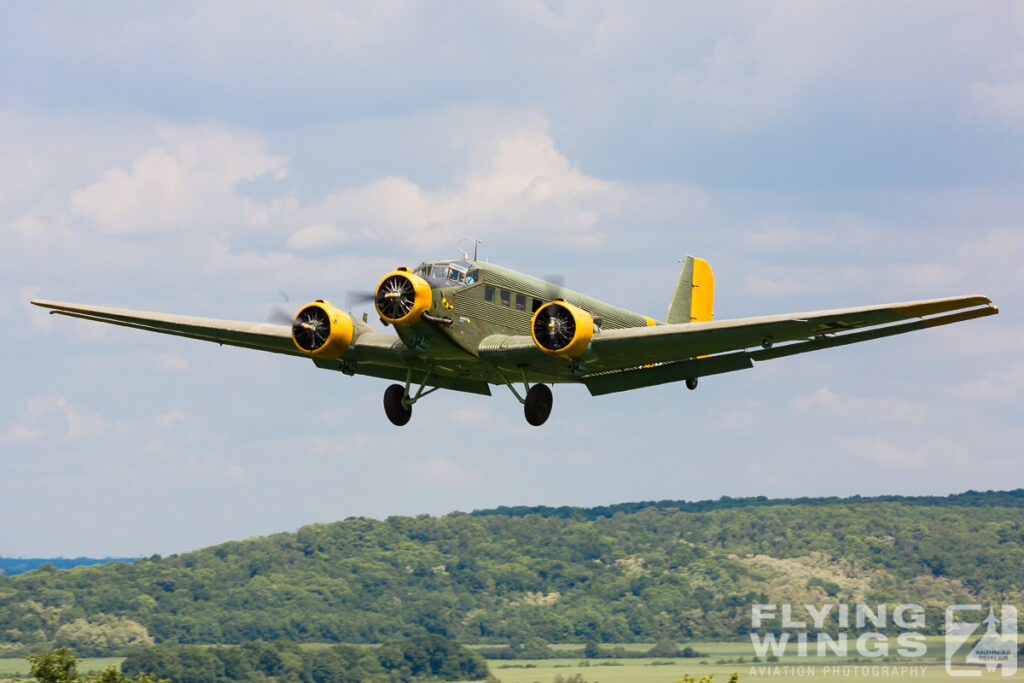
541,274,566,302
346,290,377,308
267,305,294,325
542,274,565,289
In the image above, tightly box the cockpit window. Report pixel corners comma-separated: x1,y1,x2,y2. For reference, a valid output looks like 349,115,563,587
417,261,478,287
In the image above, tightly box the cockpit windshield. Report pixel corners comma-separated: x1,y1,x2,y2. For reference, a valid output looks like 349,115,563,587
414,261,479,286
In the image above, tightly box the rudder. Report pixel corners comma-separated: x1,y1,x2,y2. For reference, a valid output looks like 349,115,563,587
665,256,714,324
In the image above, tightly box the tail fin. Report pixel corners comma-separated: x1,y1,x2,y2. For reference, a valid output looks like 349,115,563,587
665,256,714,324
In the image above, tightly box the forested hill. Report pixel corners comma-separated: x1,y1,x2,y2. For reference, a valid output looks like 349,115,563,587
471,489,1024,520
0,557,137,577
2,491,1023,656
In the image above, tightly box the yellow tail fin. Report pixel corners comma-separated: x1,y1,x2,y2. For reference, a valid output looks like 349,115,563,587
665,256,714,324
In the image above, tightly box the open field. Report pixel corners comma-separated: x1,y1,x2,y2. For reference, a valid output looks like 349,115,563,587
487,660,1022,683
0,657,122,678
3,637,1021,681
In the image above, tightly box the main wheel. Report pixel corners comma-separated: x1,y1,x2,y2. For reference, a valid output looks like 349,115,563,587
686,377,699,390
383,384,412,426
524,384,553,426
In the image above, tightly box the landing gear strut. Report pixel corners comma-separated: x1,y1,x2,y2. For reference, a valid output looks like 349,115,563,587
494,369,554,426
383,368,441,427
524,384,553,426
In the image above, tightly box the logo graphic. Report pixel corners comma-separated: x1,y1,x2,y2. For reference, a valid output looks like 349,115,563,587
945,604,1017,676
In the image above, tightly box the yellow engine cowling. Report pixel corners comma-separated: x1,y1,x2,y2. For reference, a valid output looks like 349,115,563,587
291,300,354,360
531,298,595,358
375,267,432,326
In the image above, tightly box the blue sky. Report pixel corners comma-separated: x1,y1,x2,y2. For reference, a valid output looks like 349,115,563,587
1,2,1022,557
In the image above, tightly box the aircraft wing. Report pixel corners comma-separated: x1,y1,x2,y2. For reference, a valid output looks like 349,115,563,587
29,299,492,395
477,295,998,395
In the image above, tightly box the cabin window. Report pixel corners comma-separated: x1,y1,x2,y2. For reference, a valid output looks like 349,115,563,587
515,293,526,311
466,269,479,285
500,289,511,306
532,298,542,312
484,285,495,302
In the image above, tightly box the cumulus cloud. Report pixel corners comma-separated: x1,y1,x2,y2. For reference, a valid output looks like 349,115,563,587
1,423,41,444
152,353,190,373
22,395,116,440
402,456,482,488
840,435,974,470
152,409,187,429
954,363,1024,400
289,127,615,250
841,436,929,469
183,454,246,483
791,387,928,425
449,405,491,425
69,124,286,235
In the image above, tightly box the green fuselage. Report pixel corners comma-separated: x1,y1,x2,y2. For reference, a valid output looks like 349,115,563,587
390,260,654,366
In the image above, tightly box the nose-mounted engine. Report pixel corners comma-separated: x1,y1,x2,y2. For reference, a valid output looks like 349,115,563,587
375,268,432,326
531,298,595,358
291,300,353,360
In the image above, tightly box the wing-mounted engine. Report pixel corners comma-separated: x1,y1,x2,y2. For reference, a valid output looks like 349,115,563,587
291,300,354,360
531,298,595,358
375,268,432,326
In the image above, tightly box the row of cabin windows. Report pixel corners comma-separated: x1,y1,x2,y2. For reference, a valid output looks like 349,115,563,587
484,285,542,312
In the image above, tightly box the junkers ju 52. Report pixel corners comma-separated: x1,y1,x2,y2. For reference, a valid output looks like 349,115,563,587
33,242,998,426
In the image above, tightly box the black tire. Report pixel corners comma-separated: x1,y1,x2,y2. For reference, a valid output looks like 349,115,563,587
686,377,699,391
524,384,553,426
383,384,412,426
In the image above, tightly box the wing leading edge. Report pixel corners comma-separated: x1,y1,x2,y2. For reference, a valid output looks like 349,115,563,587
29,299,491,395
476,295,998,395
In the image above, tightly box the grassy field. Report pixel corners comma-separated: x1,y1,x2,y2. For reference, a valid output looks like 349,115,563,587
486,637,1024,683
2,638,1020,682
0,657,123,678
487,660,1022,683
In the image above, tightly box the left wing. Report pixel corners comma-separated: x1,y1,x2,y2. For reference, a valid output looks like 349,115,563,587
477,295,998,395
29,299,491,395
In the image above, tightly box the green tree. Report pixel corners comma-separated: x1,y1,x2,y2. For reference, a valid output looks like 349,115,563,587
19,648,166,683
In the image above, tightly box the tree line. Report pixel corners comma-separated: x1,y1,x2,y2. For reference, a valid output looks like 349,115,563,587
1,493,1022,655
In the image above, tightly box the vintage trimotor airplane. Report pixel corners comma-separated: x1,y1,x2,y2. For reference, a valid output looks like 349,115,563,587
32,246,998,427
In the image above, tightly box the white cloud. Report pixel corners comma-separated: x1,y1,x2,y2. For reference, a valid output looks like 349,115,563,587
954,363,1024,400
290,127,615,249
402,456,481,488
450,405,491,425
183,454,246,483
841,436,929,469
152,409,187,429
152,353,190,373
69,124,286,235
0,423,41,444
286,223,350,250
791,387,928,425
840,435,975,471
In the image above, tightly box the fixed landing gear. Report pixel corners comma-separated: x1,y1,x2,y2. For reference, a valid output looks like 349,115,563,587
524,384,553,426
383,369,441,426
383,384,412,426
494,369,553,427
686,377,699,391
